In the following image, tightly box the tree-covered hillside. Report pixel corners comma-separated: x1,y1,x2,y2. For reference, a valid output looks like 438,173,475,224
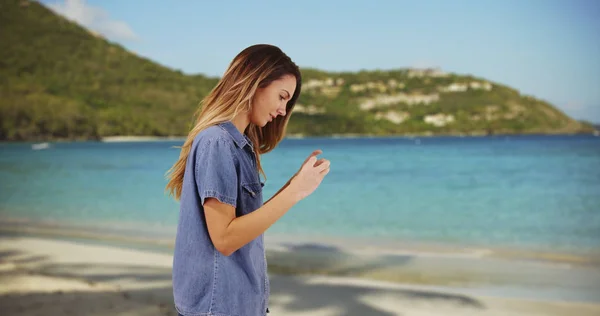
0,0,594,141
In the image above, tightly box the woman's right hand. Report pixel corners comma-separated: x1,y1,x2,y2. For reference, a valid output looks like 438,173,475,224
288,150,330,201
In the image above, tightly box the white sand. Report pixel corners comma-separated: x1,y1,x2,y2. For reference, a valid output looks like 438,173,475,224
0,236,599,316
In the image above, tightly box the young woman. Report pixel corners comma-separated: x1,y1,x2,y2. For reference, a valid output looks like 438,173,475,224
165,44,331,316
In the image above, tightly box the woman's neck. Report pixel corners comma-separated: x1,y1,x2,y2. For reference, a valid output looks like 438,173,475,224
231,113,250,135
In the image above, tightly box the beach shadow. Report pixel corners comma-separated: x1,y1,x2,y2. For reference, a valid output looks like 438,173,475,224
268,274,485,316
282,243,342,253
11,255,49,265
35,262,173,284
396,288,483,307
264,243,484,315
0,287,178,316
268,242,413,280
0,252,177,315
0,239,485,316
0,249,49,267
0,250,22,260
0,266,485,316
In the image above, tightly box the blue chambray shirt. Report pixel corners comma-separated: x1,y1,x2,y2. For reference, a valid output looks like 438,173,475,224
173,121,269,316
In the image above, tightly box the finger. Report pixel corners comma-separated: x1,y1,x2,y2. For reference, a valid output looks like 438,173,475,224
304,156,318,169
320,167,330,175
314,158,327,167
311,149,323,156
307,150,322,159
302,149,323,165
304,150,322,164
315,159,330,172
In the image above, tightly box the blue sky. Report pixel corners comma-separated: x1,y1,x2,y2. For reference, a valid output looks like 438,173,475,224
42,0,600,122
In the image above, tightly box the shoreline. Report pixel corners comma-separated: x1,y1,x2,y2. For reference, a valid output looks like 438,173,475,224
100,135,187,142
1,216,598,267
1,235,599,315
2,216,599,265
84,130,600,141
1,131,597,144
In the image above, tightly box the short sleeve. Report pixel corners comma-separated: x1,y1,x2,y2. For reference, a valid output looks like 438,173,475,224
194,138,238,207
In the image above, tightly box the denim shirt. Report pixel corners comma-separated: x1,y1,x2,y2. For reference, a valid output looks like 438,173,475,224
173,121,269,316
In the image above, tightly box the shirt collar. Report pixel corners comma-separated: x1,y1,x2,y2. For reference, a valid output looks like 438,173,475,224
218,121,252,150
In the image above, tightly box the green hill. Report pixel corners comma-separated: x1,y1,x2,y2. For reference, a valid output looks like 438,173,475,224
0,0,594,141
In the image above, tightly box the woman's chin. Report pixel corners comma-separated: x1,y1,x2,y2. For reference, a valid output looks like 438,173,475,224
262,118,273,127
248,118,267,127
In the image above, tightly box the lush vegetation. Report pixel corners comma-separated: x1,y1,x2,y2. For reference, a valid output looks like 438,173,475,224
0,0,594,141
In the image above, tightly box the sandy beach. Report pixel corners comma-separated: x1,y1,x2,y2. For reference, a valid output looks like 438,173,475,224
1,235,599,316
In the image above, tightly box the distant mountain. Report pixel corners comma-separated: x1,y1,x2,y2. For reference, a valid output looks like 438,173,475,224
0,0,594,141
0,0,218,141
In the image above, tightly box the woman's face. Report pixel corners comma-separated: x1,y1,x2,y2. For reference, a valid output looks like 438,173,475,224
250,74,296,127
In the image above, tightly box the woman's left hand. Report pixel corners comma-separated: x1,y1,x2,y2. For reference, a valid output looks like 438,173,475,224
292,149,323,180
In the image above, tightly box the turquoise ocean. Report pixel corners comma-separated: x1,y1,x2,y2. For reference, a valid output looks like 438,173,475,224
1,134,599,255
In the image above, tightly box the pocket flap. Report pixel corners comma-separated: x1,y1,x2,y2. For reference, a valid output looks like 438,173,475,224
242,182,263,197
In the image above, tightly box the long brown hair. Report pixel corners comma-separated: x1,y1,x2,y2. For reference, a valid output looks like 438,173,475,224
165,44,302,200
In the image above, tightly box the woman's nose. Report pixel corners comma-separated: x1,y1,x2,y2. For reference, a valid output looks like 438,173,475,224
277,108,286,116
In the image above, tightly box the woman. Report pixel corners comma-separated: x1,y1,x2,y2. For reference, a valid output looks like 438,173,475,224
165,44,331,316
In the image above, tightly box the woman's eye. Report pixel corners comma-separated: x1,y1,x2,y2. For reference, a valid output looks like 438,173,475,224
280,96,285,101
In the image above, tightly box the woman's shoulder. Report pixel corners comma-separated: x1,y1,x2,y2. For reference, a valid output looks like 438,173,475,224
193,125,236,149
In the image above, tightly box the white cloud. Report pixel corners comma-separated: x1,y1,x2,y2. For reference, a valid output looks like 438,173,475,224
47,0,137,41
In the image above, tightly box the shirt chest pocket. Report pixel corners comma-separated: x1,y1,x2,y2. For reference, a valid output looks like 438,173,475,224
239,182,263,214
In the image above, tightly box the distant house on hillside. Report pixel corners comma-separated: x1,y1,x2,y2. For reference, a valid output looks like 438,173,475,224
407,67,448,78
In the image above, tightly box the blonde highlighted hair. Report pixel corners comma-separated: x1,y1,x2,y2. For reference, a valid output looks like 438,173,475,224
165,44,302,200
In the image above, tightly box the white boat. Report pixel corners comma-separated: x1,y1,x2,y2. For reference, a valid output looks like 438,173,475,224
32,142,50,150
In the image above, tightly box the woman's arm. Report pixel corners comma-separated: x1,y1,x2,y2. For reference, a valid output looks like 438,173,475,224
205,152,329,256
204,184,298,256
